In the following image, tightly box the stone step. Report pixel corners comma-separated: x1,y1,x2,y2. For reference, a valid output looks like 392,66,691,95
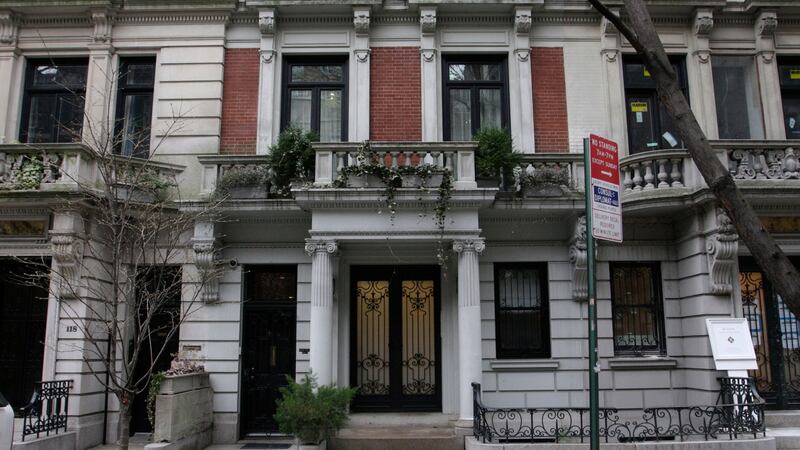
346,412,456,428
767,410,800,428
330,426,463,450
766,427,800,450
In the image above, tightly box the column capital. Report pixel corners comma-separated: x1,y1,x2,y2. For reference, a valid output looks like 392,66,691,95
259,8,276,36
0,11,19,47
420,6,437,35
305,239,338,256
452,239,485,255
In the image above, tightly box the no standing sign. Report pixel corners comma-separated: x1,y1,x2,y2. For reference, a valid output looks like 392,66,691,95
588,134,622,242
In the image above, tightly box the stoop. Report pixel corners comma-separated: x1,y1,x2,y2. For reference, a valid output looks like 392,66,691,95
329,413,463,450
766,410,800,450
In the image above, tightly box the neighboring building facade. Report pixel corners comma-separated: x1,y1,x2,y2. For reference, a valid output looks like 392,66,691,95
0,0,799,448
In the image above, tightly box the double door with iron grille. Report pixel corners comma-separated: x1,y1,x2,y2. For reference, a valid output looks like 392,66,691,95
739,258,800,409
350,266,441,411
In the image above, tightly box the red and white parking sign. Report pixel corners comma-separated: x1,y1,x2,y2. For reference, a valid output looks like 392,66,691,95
589,134,622,242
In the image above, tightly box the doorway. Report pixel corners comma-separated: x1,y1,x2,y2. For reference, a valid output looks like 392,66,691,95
350,266,441,412
240,266,297,437
739,258,800,409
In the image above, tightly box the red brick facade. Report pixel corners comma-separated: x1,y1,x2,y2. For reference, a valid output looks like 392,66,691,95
531,47,569,152
370,47,422,141
220,48,259,154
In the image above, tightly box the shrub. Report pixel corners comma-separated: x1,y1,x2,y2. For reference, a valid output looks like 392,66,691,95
216,165,269,192
474,128,523,180
274,374,357,445
268,127,318,196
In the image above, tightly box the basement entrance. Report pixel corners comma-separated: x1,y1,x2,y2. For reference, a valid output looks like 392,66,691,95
350,266,441,412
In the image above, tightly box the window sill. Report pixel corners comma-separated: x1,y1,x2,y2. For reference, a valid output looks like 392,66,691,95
608,357,678,370
489,359,559,372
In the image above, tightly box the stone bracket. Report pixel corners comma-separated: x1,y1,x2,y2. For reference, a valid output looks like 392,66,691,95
569,215,588,301
706,207,739,295
192,222,220,303
51,232,84,298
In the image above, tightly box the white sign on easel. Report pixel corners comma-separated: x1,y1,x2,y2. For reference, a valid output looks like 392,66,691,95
705,318,758,378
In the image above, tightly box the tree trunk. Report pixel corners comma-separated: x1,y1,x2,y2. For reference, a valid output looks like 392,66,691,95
587,0,800,319
118,395,132,450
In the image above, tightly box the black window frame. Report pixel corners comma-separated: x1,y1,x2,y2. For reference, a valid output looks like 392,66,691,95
115,56,156,158
610,262,667,356
442,54,510,141
493,262,551,359
623,55,688,154
19,58,89,144
280,55,348,142
778,57,800,140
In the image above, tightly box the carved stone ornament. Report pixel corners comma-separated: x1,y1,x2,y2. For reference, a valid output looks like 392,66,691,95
694,50,711,65
601,15,618,36
693,11,714,37
354,49,371,63
757,13,777,37
514,48,530,63
354,11,370,35
420,48,436,63
51,232,84,298
420,11,437,34
602,49,618,63
759,50,775,64
706,207,739,295
0,12,19,46
193,238,219,303
260,49,276,64
569,216,588,301
515,11,532,35
259,11,275,35
452,239,485,254
304,240,338,256
91,10,113,44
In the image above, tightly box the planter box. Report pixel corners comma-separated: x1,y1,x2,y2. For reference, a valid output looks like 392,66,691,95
403,173,444,188
521,184,564,197
298,440,327,450
476,176,500,188
347,174,384,188
113,183,155,203
152,372,212,450
225,186,269,199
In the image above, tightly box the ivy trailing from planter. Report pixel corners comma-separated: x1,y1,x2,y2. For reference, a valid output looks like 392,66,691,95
16,156,44,190
146,371,166,429
334,142,454,266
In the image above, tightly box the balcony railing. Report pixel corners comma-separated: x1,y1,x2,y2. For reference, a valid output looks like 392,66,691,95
20,380,73,441
717,140,800,181
619,149,690,194
313,142,477,188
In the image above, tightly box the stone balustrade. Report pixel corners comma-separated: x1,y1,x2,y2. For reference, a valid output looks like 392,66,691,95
197,154,270,194
313,142,477,188
619,149,689,194
514,153,583,191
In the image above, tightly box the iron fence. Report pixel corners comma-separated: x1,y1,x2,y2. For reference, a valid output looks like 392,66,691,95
21,380,72,441
472,382,765,444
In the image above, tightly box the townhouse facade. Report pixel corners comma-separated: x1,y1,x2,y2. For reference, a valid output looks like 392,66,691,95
0,0,799,448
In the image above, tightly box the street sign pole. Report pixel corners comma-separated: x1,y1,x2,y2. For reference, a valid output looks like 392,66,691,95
583,138,599,450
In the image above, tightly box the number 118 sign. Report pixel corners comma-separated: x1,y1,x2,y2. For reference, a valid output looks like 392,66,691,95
588,134,622,242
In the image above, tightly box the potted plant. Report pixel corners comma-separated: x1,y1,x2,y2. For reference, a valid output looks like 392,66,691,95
267,127,318,197
474,128,523,189
517,164,571,197
216,165,269,199
274,374,357,450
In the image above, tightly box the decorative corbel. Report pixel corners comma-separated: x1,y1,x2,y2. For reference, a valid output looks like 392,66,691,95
260,49,276,64
756,11,778,37
91,10,114,44
420,48,436,63
0,11,19,46
601,9,620,37
354,49,371,63
706,207,739,295
420,8,437,35
259,8,275,36
693,9,714,37
50,232,84,298
193,237,219,303
569,215,588,301
514,8,532,35
514,48,530,63
353,8,370,36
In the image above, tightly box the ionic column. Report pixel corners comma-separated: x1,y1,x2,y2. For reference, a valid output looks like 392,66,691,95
305,239,338,386
453,238,485,421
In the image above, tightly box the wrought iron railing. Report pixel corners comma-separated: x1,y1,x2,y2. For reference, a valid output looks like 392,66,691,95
472,382,765,444
20,380,73,441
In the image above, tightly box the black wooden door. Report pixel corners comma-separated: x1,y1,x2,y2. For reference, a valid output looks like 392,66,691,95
240,266,297,437
351,266,441,412
740,258,800,409
0,259,48,411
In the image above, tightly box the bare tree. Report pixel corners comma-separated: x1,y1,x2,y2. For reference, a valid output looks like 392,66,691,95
14,58,222,450
587,0,800,317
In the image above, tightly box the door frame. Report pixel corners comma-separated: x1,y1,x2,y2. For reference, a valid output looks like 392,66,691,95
349,265,442,412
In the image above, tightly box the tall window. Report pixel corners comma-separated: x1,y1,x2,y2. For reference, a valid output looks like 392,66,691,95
779,58,800,140
20,59,88,143
611,263,666,355
443,56,509,141
712,56,764,140
623,56,688,154
116,57,155,158
494,263,550,359
281,57,347,142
